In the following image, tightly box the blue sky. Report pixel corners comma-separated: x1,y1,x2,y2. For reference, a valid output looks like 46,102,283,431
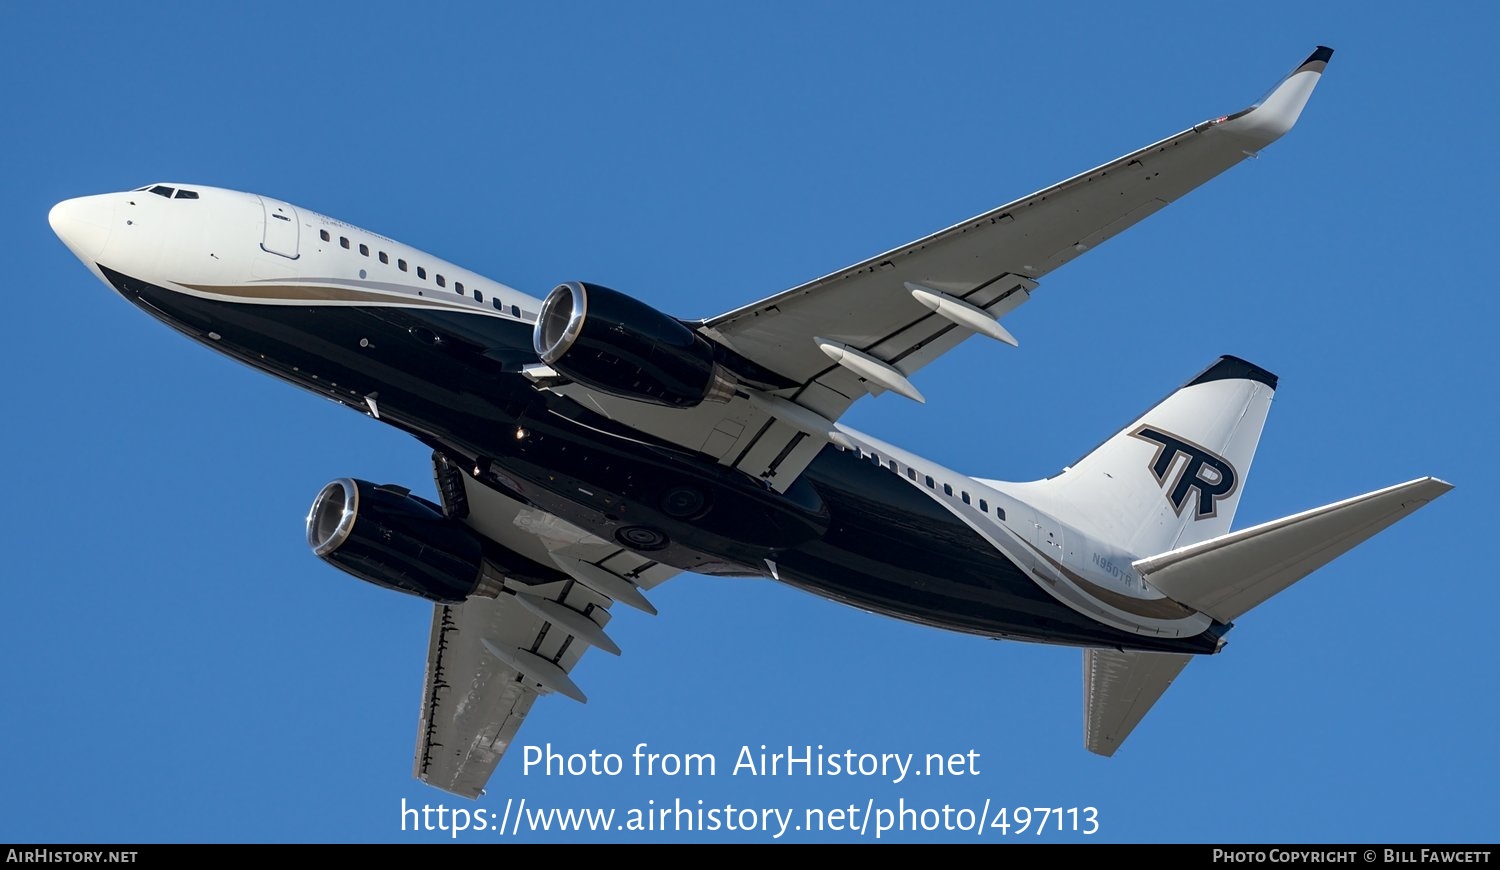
6,1,1496,843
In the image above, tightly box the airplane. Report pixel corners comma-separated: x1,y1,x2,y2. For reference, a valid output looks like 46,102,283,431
48,45,1451,799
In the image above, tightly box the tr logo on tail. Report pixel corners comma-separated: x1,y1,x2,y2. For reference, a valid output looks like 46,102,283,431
1131,426,1238,519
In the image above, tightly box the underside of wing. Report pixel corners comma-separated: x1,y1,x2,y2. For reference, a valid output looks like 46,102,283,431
413,453,679,798
702,48,1333,411
414,598,546,798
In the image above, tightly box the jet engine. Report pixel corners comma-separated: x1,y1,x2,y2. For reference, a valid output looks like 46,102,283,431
306,478,494,603
533,281,736,407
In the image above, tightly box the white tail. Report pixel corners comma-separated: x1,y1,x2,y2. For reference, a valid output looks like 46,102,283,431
994,356,1277,558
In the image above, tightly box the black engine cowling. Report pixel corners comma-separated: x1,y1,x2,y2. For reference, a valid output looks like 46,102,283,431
306,478,487,603
533,281,734,407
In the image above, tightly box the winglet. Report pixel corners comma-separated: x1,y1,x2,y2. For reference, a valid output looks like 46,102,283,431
1214,45,1334,147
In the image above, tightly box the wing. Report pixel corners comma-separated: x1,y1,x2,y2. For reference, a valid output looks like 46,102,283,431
543,48,1331,493
414,453,679,798
702,47,1333,415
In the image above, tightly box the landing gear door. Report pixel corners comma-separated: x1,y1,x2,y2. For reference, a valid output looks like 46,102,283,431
258,196,300,259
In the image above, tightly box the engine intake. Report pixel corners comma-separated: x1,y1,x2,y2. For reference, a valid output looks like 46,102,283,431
533,281,734,407
306,478,495,603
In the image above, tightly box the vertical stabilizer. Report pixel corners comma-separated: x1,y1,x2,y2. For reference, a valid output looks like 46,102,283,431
996,356,1276,557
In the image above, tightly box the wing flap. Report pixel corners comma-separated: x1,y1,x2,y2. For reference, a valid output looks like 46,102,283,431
1084,648,1192,757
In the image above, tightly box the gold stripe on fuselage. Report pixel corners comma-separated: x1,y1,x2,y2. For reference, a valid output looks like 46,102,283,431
179,281,481,313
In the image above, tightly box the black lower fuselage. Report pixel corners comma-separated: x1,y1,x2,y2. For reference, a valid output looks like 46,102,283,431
102,266,1219,654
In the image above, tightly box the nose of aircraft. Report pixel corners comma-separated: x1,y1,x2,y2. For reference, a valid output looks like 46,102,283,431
49,194,116,263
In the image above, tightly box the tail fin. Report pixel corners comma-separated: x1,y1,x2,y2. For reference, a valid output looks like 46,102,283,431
997,356,1277,556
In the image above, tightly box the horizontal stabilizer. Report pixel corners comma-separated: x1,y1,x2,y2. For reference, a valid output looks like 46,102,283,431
1134,477,1452,623
1084,649,1192,756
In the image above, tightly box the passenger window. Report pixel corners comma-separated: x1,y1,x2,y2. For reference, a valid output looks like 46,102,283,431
906,468,916,481
492,298,503,311
149,185,174,198
887,460,898,472
961,491,971,505
996,507,1007,521
925,475,935,489
174,189,199,199
417,267,427,280
378,252,389,264
455,282,464,295
339,237,350,249
979,499,988,513
943,483,953,496
436,274,446,288
398,259,408,272
474,290,483,303
511,304,520,317
319,229,330,242
359,244,369,256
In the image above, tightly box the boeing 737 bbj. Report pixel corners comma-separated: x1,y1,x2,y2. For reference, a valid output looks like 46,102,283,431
49,46,1450,798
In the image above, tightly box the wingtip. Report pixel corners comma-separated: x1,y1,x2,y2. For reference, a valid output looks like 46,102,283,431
1213,46,1333,144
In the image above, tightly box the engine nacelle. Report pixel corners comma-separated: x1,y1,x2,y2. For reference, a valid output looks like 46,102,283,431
306,478,492,603
533,281,734,407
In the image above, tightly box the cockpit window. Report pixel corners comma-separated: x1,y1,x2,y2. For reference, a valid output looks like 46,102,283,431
137,184,198,199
